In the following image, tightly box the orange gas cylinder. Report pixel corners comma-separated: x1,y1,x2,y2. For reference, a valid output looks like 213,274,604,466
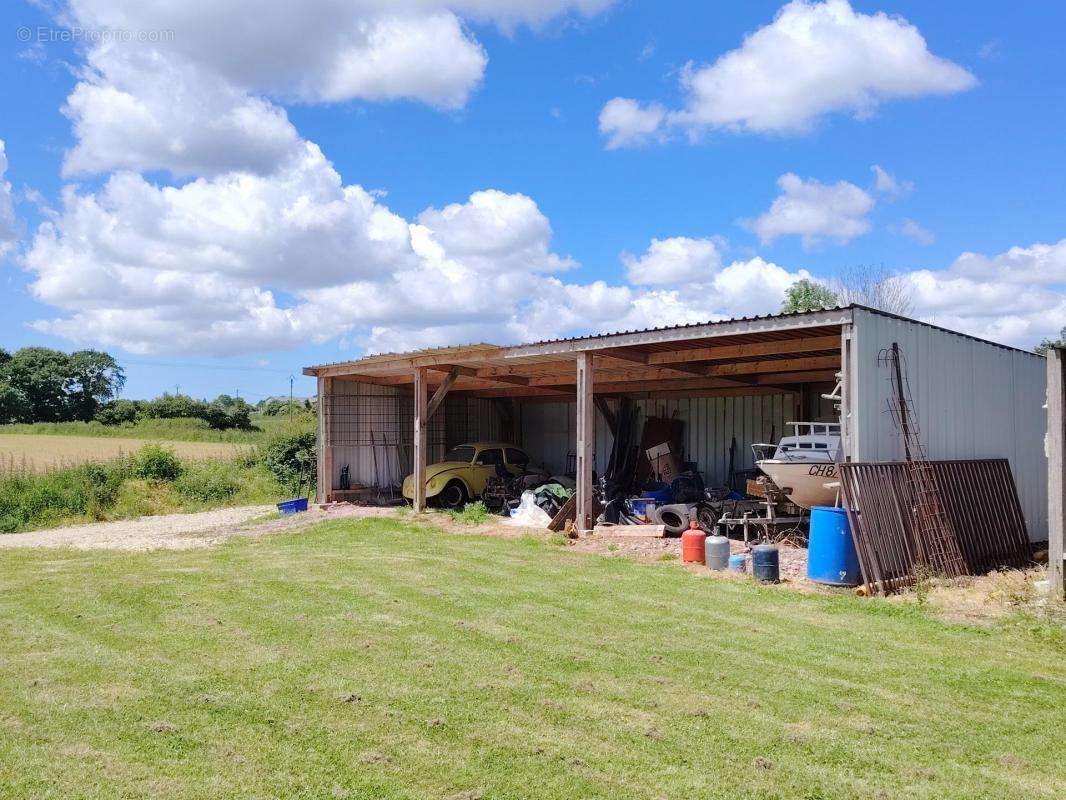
681,519,706,564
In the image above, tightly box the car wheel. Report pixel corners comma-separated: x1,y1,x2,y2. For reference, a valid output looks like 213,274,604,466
437,480,468,510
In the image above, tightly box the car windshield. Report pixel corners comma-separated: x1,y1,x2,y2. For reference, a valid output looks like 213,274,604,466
442,445,476,463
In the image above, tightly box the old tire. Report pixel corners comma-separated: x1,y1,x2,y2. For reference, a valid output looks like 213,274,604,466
436,480,468,510
653,503,692,536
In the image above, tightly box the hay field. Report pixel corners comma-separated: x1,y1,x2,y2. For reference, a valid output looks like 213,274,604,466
0,433,247,473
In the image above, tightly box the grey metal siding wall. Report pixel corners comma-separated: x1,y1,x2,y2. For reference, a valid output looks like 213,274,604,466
851,308,1048,540
327,382,504,489
520,393,796,486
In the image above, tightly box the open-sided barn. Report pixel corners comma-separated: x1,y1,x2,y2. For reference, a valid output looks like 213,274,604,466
304,305,1048,541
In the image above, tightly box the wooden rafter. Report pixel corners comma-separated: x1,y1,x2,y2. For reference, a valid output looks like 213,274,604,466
646,334,841,366
426,367,460,420
427,363,572,395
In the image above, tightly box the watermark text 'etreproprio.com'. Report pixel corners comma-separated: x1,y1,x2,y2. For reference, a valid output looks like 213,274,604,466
17,26,175,45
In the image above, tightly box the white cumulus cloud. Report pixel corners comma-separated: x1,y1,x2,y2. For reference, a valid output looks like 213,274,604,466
57,1,616,178
949,238,1066,285
600,0,976,146
743,173,874,247
599,98,667,149
0,140,18,255
622,237,722,285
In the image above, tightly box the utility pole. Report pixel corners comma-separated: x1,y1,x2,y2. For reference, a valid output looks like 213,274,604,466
289,375,294,421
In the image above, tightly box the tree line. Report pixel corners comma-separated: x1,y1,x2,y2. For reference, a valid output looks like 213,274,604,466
0,347,259,430
0,347,125,424
780,268,1062,354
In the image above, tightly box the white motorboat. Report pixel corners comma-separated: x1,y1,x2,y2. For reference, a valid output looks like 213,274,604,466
752,422,842,509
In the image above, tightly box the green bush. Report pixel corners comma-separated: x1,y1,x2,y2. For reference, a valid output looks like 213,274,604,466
94,399,144,425
261,430,316,493
0,461,127,532
132,445,183,482
0,453,285,534
142,393,208,420
202,395,254,430
175,462,241,504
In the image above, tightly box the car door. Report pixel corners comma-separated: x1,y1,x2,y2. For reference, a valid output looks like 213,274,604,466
504,447,529,475
471,447,504,494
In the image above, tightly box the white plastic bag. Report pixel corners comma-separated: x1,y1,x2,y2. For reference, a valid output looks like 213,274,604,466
505,490,553,527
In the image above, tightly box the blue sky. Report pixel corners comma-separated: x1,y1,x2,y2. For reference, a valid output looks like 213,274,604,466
1,1,1064,401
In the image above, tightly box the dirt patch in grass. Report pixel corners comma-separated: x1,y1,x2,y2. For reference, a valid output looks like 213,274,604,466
892,568,1066,627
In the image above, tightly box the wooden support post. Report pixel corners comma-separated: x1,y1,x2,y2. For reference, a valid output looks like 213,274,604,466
413,367,428,513
426,366,460,421
839,323,855,461
575,352,595,533
316,376,333,504
1048,346,1065,601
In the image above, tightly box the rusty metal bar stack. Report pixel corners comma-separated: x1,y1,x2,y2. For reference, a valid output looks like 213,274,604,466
839,459,1031,594
879,343,968,577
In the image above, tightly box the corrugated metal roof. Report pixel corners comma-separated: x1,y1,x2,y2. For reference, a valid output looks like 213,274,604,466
305,306,852,373
304,304,1040,374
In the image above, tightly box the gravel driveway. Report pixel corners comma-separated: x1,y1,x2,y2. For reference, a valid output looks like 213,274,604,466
0,505,276,551
0,504,399,552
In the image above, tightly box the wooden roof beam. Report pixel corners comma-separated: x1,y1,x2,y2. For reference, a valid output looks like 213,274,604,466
428,364,572,395
647,334,841,366
704,354,839,377
597,347,713,378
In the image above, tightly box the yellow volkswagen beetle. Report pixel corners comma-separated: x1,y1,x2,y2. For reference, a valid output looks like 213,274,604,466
402,442,543,509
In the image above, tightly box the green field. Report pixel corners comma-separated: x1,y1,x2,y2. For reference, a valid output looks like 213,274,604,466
0,517,1062,799
0,433,249,474
0,414,311,447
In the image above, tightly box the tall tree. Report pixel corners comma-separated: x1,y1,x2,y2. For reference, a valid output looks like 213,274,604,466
1035,326,1066,355
781,279,840,314
3,348,73,422
831,265,915,316
66,350,126,421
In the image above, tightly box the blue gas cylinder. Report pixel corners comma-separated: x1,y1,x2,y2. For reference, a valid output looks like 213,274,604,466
807,506,861,587
751,544,780,583
727,553,746,573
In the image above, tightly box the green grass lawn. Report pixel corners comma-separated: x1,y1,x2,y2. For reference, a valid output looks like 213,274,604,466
0,518,1062,799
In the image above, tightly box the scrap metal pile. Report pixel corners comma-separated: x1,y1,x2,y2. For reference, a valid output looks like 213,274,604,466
839,459,1032,594
838,344,1031,595
483,470,575,519
584,400,742,535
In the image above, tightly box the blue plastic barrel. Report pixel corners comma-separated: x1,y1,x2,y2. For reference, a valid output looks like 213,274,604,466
751,544,780,583
807,506,860,586
727,553,746,573
277,497,309,514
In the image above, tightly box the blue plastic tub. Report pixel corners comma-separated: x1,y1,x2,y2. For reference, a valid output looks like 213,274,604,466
277,497,309,514
807,506,861,586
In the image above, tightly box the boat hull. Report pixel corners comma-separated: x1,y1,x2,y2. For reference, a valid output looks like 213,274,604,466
756,460,840,509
